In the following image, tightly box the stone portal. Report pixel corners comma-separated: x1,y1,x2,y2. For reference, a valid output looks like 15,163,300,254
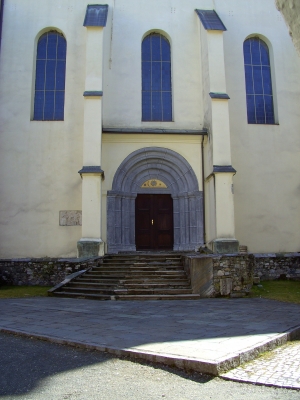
107,147,204,253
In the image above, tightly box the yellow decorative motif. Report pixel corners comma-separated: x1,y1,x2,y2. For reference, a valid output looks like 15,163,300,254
141,179,167,188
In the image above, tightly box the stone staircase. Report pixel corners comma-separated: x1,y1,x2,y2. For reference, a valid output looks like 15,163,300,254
50,254,200,300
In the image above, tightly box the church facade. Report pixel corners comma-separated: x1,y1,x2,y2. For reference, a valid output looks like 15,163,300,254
0,0,299,258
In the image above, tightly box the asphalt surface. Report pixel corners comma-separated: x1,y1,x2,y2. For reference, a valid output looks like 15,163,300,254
0,332,299,400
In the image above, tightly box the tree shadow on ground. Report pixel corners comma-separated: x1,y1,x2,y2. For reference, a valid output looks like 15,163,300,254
0,332,213,397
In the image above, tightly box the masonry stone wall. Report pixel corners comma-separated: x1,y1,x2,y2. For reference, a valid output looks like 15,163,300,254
1,253,299,292
212,255,254,297
253,253,300,281
183,254,254,298
0,259,99,286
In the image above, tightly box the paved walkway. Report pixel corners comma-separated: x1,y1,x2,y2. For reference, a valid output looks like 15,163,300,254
221,340,300,390
0,297,299,388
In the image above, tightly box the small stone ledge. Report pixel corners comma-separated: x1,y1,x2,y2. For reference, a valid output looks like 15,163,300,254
83,91,103,97
209,92,230,100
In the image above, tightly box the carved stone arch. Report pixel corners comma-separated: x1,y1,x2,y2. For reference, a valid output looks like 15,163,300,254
107,147,203,253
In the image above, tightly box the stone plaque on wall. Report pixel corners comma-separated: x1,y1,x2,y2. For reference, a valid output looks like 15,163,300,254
59,211,82,226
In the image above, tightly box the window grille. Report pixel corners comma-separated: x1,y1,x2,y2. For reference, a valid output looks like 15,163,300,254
243,37,275,124
142,33,172,121
33,31,66,121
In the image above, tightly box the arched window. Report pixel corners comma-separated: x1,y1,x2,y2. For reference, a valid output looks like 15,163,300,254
142,33,172,121
243,37,274,124
33,31,67,121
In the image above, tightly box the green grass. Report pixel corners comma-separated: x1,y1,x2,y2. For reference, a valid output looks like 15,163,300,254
250,280,300,304
0,286,51,298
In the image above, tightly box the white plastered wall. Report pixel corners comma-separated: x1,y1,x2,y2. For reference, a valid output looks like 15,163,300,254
0,0,89,257
102,0,210,130
217,0,300,252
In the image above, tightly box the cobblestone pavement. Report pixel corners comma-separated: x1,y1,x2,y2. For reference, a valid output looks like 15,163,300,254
0,297,299,386
221,340,300,390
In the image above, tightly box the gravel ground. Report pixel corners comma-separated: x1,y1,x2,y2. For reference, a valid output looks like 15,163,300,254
0,333,299,400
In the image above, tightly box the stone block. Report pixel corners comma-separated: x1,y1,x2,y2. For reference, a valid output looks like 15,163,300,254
230,292,246,298
211,239,239,254
77,240,103,258
220,277,232,295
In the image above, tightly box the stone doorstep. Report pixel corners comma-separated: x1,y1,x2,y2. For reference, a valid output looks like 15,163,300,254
1,325,299,377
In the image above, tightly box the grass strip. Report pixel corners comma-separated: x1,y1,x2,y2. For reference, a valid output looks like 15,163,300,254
250,280,300,304
0,286,51,298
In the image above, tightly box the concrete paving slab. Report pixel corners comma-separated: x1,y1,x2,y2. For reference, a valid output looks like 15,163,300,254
0,297,299,376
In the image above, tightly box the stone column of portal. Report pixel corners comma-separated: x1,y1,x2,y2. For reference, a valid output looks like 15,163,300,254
196,10,239,254
77,7,108,257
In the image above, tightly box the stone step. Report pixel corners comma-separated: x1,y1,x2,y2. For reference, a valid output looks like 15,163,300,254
69,282,121,289
72,276,120,286
75,277,190,285
78,274,187,281
62,287,116,295
50,253,196,301
99,257,181,264
122,282,190,288
91,267,184,272
97,263,182,267
81,274,126,280
101,261,182,266
85,270,186,276
105,255,181,260
62,286,193,295
117,294,201,301
124,288,194,295
51,291,112,300
69,281,191,289
51,291,200,301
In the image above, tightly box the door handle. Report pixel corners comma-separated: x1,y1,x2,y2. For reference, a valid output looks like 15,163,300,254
151,219,154,225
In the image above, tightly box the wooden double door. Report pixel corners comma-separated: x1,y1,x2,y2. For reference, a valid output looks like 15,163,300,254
135,194,173,250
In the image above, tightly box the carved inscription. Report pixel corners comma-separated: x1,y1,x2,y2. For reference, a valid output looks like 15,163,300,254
59,211,82,226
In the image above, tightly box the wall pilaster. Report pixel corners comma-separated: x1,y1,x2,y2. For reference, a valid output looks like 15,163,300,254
197,10,238,253
78,7,108,257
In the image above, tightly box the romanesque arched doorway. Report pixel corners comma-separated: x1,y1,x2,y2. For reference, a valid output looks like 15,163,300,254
107,147,203,253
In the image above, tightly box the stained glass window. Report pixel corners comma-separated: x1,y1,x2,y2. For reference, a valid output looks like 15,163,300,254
142,33,172,121
33,31,66,121
243,37,275,124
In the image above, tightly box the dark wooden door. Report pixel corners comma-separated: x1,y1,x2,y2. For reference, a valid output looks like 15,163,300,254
135,194,173,250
